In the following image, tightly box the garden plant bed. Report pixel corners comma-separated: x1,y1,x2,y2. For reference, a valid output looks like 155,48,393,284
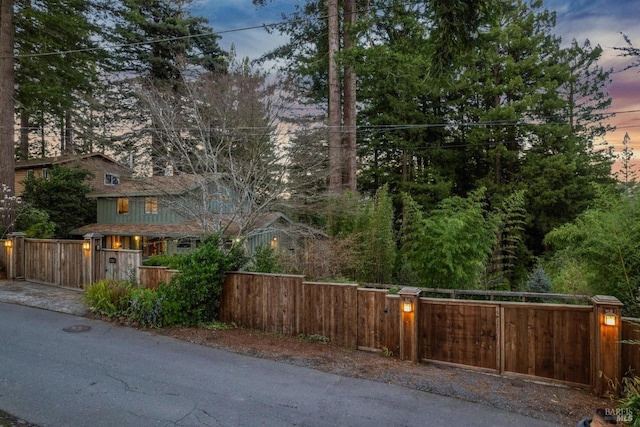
153,324,614,427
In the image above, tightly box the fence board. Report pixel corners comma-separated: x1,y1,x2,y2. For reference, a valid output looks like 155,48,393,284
101,249,141,283
0,242,7,273
24,240,85,288
503,304,592,385
622,318,640,377
301,282,358,348
356,289,400,354
419,299,498,370
221,272,303,335
139,266,178,289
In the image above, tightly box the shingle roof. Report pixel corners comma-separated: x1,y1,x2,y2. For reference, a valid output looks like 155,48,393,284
15,152,125,170
88,174,206,197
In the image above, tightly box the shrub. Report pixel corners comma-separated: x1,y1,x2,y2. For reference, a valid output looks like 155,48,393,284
160,235,247,325
85,279,134,317
142,254,185,269
248,245,283,273
128,287,164,328
619,375,640,426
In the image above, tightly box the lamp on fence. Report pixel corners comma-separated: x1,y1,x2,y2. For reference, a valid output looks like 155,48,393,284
82,241,91,251
3,240,11,248
604,310,617,326
402,298,413,313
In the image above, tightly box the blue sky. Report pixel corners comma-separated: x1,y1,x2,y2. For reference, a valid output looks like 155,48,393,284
192,0,640,149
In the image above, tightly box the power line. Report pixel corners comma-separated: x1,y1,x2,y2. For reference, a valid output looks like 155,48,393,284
7,11,321,60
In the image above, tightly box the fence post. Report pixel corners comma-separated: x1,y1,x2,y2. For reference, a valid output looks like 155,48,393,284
592,295,623,396
6,232,25,280
398,287,421,362
83,233,103,285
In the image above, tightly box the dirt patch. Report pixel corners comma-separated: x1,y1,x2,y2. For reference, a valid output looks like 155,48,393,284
151,325,613,426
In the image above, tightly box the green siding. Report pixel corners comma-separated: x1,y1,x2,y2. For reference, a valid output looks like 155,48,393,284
97,198,183,224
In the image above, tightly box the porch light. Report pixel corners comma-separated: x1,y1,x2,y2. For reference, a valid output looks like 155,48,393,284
134,236,140,242
604,310,617,326
82,241,91,251
402,299,413,313
3,240,11,248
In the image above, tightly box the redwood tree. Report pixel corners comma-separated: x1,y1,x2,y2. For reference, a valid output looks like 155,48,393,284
0,0,16,234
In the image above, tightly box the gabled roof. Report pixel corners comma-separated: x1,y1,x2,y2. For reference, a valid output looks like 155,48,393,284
70,222,208,238
89,174,206,198
15,152,126,170
70,211,327,239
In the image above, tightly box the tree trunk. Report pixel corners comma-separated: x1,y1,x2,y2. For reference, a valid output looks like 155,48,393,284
62,111,74,155
342,0,357,192
0,0,15,197
19,112,29,160
327,0,342,192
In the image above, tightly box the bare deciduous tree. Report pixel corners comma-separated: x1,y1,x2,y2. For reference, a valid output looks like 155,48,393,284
137,58,311,239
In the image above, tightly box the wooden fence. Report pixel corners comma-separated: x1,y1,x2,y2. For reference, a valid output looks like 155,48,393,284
24,239,87,288
217,272,624,394
2,235,634,395
138,266,179,289
0,241,7,274
2,233,141,288
622,318,640,377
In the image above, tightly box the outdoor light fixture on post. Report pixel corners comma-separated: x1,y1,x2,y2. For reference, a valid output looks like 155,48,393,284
604,310,617,327
592,295,623,397
82,241,91,251
3,240,11,248
398,287,421,362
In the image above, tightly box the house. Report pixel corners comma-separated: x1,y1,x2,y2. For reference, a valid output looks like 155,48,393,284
14,153,133,196
71,174,324,260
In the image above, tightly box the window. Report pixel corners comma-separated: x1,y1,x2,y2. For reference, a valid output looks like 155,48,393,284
145,197,158,214
41,168,49,180
105,173,119,186
176,238,192,248
117,198,129,215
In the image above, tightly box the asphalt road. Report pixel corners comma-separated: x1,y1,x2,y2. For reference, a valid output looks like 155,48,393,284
0,302,560,427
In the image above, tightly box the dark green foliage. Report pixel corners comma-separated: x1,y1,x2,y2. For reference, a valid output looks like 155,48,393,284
483,190,528,290
159,235,247,325
20,165,96,238
525,264,552,293
322,187,397,284
14,206,55,238
142,254,185,269
358,185,397,284
401,189,498,289
618,375,640,426
14,0,104,158
544,187,640,315
248,245,283,274
84,279,134,317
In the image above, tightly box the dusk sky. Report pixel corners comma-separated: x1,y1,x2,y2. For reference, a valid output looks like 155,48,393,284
193,0,640,153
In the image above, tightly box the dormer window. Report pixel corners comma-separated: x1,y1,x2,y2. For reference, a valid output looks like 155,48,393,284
105,173,120,186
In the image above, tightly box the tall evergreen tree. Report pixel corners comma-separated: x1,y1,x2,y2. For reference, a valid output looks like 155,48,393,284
0,0,15,212
14,0,105,159
616,132,637,186
111,0,227,174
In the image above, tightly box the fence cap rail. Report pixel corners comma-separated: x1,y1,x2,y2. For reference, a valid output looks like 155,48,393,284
303,281,359,287
591,295,623,306
359,282,591,303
